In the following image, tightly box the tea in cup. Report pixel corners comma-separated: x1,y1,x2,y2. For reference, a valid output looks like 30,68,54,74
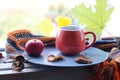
55,26,96,55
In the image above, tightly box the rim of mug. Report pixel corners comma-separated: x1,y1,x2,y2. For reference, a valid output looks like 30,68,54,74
60,26,82,31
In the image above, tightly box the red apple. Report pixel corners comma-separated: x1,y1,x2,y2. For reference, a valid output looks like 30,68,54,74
25,39,44,57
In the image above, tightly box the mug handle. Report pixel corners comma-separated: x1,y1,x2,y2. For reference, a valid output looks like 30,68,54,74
85,31,96,49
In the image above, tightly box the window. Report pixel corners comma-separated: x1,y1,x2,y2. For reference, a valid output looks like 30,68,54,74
0,0,120,43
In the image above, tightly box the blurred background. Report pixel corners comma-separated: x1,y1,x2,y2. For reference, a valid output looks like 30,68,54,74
0,0,80,40
0,0,120,41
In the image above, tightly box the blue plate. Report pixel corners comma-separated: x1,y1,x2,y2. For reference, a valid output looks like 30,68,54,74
23,47,108,67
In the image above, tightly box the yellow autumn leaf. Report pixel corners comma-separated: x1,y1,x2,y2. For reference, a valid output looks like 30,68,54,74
56,16,71,27
36,18,53,36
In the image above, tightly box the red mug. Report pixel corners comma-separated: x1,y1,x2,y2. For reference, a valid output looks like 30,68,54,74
55,26,96,55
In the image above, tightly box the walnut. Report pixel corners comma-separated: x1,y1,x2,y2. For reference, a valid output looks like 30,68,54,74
110,47,119,53
11,55,25,71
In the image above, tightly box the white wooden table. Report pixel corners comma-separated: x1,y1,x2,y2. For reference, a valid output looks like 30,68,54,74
0,61,94,80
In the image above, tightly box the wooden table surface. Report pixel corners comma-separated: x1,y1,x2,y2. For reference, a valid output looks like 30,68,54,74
0,49,95,80
0,61,95,80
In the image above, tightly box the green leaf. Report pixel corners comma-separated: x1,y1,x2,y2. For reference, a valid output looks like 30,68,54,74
70,0,114,38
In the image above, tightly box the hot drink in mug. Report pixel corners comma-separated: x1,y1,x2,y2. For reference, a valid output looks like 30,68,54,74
55,26,96,55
